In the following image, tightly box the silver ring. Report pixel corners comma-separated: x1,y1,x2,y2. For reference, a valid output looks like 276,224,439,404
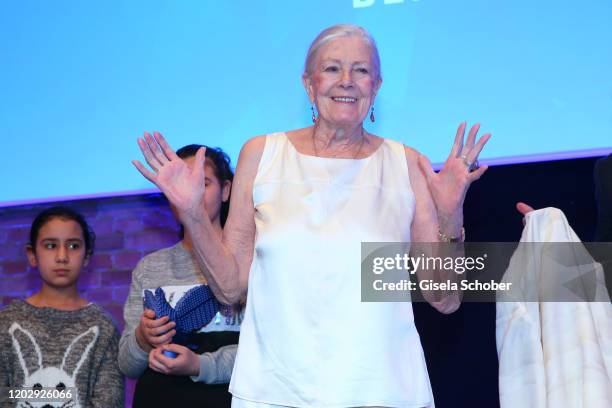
460,154,469,167
469,159,480,172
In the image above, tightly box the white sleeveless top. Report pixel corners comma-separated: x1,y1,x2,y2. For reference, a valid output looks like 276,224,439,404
229,133,434,408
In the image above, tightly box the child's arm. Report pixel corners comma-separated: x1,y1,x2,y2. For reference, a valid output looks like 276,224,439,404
91,328,124,408
118,260,150,378
190,344,237,384
148,343,238,384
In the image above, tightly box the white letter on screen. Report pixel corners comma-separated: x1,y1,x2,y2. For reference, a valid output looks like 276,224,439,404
354,0,375,8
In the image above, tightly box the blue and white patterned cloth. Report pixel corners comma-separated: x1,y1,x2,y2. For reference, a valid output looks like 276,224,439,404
143,285,220,334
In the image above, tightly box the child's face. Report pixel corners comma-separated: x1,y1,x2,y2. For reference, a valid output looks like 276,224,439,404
27,217,89,289
182,156,230,225
203,162,230,225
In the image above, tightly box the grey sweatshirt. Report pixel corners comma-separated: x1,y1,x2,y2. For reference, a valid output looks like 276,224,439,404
118,242,238,383
0,300,124,407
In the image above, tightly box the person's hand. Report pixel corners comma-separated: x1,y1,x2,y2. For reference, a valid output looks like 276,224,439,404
419,122,491,221
135,309,176,352
516,201,535,216
132,131,206,219
148,344,200,377
516,201,536,225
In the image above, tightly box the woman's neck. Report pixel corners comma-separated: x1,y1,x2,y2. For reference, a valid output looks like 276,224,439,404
27,285,87,310
312,120,365,148
311,121,368,158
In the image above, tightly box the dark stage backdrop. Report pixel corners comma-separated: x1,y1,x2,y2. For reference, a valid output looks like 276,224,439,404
0,156,603,408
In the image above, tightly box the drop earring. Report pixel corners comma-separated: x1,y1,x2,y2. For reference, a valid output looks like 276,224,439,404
311,105,317,123
370,106,375,123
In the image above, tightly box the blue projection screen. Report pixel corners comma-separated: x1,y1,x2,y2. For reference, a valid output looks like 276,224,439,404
2,0,611,206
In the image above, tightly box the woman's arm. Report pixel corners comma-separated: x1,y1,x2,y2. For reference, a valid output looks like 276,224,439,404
405,122,490,313
405,145,462,314
133,133,266,304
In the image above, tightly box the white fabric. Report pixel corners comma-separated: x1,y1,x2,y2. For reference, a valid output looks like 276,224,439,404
229,133,434,407
232,396,291,407
230,396,397,408
496,207,612,408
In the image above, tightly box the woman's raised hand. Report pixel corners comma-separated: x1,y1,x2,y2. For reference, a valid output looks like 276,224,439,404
132,131,206,218
418,122,491,217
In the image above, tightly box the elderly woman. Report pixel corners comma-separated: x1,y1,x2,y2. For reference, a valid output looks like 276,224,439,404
134,24,489,408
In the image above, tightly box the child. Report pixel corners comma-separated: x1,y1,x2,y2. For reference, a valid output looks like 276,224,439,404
0,206,124,407
119,145,240,407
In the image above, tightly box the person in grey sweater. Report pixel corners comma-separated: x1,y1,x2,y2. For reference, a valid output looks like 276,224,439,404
118,243,238,383
0,206,124,408
119,145,240,407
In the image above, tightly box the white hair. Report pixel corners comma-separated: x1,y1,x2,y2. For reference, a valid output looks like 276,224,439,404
303,24,381,81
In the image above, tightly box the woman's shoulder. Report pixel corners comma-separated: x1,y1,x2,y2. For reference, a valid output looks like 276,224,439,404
236,134,270,172
235,132,292,180
283,127,311,146
239,130,301,158
402,145,422,162
240,134,270,156
376,137,427,184
382,136,423,165
371,134,421,159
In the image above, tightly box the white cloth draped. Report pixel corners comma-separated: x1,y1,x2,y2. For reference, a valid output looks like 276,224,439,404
496,208,612,407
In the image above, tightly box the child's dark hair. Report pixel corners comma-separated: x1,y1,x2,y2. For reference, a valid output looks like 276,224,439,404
29,206,96,257
176,144,234,227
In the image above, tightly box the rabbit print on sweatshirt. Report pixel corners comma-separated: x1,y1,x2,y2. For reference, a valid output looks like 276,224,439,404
9,322,98,408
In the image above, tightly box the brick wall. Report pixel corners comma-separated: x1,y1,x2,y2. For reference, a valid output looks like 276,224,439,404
0,193,181,407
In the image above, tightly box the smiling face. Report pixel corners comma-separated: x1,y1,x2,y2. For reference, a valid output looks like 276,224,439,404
27,217,89,290
303,35,381,127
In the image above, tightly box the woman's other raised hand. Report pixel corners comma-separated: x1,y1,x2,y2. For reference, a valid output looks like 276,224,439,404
132,131,206,219
418,122,491,218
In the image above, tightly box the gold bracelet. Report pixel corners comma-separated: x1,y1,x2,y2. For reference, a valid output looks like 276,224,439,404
438,227,465,243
